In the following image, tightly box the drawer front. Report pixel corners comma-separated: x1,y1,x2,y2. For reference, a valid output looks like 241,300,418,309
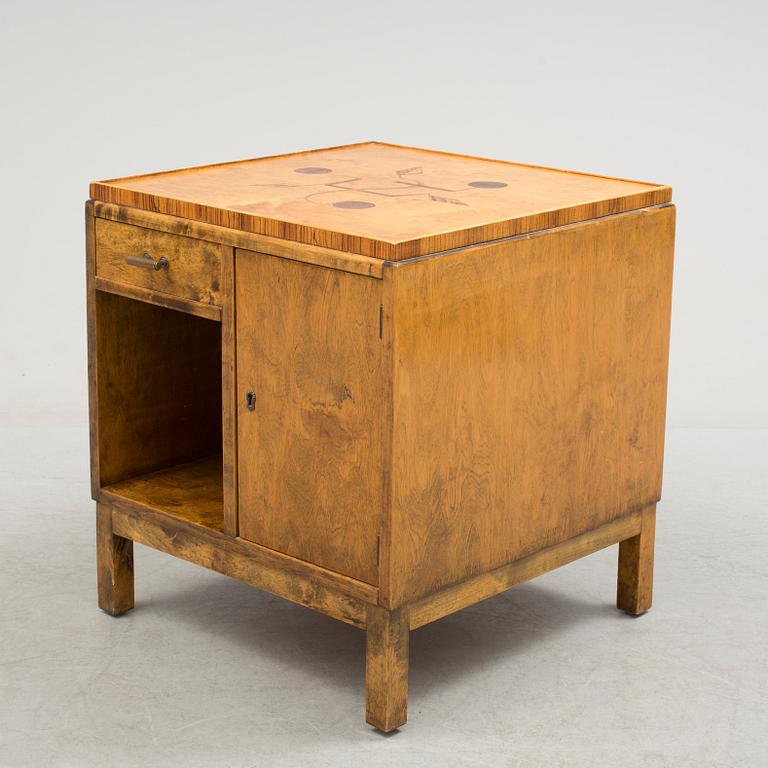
95,218,224,306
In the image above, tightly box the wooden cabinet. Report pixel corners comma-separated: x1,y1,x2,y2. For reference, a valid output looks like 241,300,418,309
87,142,675,732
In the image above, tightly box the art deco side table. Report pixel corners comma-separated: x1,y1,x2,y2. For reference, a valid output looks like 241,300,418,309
86,142,674,731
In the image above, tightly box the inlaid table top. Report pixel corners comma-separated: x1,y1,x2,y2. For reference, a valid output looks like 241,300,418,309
91,141,671,260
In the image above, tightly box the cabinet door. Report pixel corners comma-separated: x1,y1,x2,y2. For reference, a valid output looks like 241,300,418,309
235,250,384,585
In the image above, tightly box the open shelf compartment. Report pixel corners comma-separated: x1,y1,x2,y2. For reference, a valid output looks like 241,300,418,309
94,291,224,531
102,454,224,531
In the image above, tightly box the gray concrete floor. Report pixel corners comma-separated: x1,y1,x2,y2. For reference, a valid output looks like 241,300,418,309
1,425,766,767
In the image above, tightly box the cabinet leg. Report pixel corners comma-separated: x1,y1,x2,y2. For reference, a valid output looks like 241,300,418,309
96,502,134,616
365,605,409,732
617,504,656,615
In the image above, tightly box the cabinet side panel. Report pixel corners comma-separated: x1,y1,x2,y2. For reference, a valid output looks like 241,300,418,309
388,206,675,607
236,250,384,585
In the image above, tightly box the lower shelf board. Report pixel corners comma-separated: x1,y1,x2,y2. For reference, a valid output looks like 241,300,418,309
101,454,224,531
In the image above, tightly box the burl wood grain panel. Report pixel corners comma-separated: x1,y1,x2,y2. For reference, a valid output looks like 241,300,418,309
236,250,384,585
93,201,384,278
384,206,675,607
95,218,225,306
90,142,671,260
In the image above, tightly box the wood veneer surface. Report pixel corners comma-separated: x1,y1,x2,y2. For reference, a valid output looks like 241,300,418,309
91,142,671,259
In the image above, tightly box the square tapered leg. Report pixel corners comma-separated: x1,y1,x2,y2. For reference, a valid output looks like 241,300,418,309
96,502,135,616
617,505,656,615
365,605,409,732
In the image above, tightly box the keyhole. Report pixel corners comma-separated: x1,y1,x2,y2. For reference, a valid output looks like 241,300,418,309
246,391,256,411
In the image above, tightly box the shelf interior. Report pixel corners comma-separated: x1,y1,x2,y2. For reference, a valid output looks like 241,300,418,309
103,454,224,531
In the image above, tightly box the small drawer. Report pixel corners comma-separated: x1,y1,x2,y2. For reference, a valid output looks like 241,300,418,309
95,218,225,307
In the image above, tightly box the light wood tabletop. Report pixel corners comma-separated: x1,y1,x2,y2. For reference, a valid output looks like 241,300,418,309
91,141,671,259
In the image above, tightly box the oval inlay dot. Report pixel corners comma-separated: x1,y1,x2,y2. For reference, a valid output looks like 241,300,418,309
468,180,508,188
294,167,332,174
333,200,375,209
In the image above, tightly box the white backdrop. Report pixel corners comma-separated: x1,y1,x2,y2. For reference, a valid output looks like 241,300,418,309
1,0,766,428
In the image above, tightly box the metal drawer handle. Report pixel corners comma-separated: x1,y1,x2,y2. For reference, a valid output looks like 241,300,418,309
125,252,169,271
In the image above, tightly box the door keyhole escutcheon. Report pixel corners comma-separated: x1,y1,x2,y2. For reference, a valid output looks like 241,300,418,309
246,390,256,411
